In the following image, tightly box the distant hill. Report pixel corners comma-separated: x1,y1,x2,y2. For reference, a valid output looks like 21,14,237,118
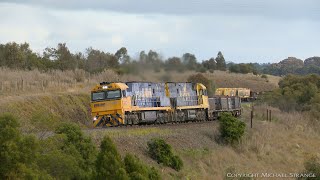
262,56,320,76
304,56,320,67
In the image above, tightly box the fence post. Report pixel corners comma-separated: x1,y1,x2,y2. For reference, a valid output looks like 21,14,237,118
21,79,24,91
42,80,45,92
250,110,253,128
269,110,272,122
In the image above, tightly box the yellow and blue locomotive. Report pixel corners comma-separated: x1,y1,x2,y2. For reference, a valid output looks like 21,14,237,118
91,82,241,127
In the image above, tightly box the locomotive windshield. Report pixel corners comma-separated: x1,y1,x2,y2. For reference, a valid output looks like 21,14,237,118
92,90,121,101
92,92,105,101
106,90,121,99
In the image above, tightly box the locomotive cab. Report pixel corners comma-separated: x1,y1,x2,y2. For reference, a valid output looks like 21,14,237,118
91,82,130,127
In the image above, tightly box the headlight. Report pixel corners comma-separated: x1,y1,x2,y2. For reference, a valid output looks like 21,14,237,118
93,116,97,121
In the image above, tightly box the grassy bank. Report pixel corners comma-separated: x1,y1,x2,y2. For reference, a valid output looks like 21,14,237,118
85,104,320,179
0,93,91,132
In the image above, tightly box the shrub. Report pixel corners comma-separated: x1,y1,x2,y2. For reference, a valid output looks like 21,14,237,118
160,74,172,82
261,74,268,79
147,138,183,171
187,73,215,97
0,114,51,179
299,157,320,180
219,113,246,145
37,138,84,179
124,154,161,180
196,66,207,73
265,74,320,118
171,155,184,171
95,136,128,180
54,123,97,178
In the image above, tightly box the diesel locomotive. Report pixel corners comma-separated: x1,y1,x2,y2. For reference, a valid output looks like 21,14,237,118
91,82,241,127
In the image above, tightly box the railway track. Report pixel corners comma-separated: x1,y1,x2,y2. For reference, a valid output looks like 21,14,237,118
86,119,219,132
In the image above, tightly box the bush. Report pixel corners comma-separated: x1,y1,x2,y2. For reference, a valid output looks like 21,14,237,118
261,74,268,79
147,138,183,171
54,123,97,179
219,113,246,145
1,114,160,179
124,154,160,180
95,136,128,180
265,74,320,117
0,114,51,179
299,157,320,180
196,66,207,73
160,74,172,82
187,73,215,97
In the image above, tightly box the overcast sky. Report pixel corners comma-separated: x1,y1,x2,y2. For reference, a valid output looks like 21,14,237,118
0,0,319,63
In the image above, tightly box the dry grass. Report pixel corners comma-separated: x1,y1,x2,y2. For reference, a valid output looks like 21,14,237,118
0,68,120,97
120,70,280,92
0,68,280,98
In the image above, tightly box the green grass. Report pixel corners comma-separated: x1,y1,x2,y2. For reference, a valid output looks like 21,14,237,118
181,148,210,158
0,93,91,132
90,128,172,139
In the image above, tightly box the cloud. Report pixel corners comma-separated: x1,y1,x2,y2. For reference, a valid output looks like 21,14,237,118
0,1,319,63
111,35,124,46
2,0,320,20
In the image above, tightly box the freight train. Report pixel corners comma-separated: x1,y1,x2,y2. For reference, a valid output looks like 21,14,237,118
215,88,257,101
91,82,241,127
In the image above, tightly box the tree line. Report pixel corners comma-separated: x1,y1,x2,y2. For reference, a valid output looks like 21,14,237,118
0,42,227,74
2,42,319,76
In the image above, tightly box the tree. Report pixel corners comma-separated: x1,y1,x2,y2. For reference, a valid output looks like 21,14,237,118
37,134,85,179
73,52,86,70
139,51,148,64
182,53,198,70
115,47,130,64
0,114,20,178
0,42,44,70
86,47,119,72
216,51,226,71
187,73,215,97
54,123,97,179
95,136,128,180
229,63,240,73
202,57,216,71
165,57,184,72
147,50,160,64
55,43,76,70
0,114,50,179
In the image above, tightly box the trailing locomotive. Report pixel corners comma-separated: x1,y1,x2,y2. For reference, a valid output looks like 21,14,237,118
91,82,241,127
215,88,257,101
